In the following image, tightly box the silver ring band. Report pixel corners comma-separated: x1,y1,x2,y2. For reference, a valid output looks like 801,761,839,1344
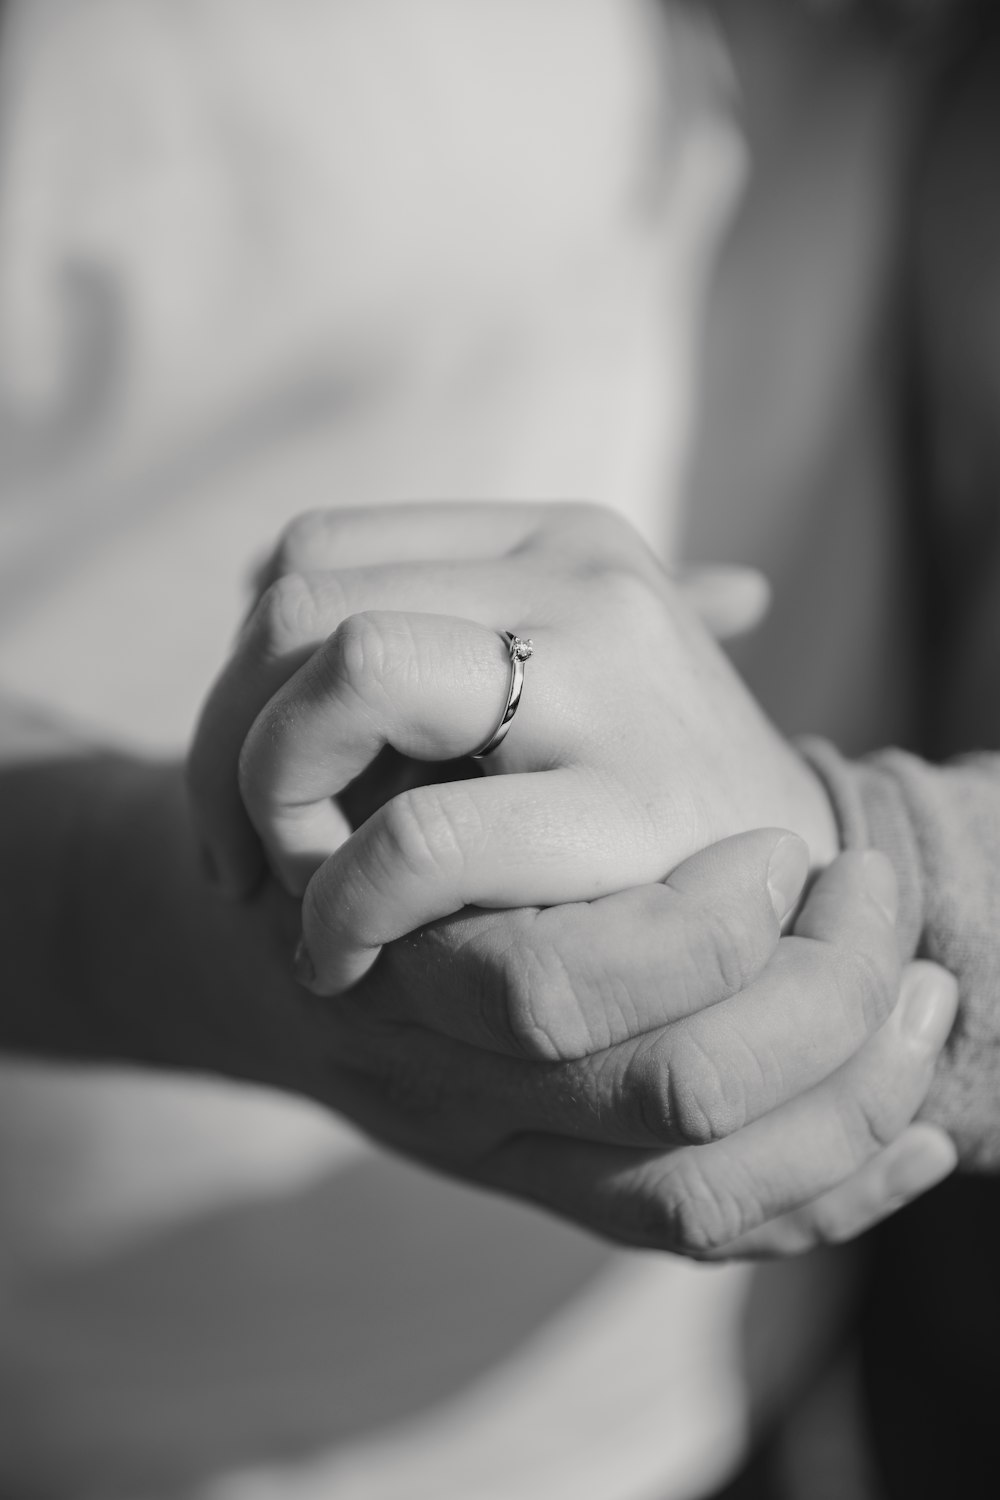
471,632,533,759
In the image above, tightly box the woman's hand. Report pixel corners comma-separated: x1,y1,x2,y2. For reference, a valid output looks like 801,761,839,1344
188,501,836,993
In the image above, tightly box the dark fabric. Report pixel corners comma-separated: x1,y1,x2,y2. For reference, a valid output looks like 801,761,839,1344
858,16,1000,1499
787,5,1000,1156
696,1440,783,1500
863,1177,1000,1500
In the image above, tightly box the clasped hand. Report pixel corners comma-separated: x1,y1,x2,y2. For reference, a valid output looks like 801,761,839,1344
188,501,957,1258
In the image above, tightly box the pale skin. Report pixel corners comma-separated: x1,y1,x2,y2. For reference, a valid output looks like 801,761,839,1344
184,499,960,1258
191,503,842,981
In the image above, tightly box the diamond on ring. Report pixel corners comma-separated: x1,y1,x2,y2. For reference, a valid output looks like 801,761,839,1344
470,630,533,759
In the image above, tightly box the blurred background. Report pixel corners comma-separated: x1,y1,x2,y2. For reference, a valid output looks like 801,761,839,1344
0,1,966,1496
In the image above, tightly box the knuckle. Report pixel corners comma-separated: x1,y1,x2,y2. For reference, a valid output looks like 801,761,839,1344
537,503,652,574
327,610,388,689
661,1030,746,1147
380,787,465,884
314,609,399,709
636,1155,748,1257
675,901,768,1010
502,926,601,1061
832,942,896,1038
502,944,578,1061
276,508,340,572
564,501,639,553
619,1036,678,1144
710,899,772,995
254,572,322,656
445,915,574,1061
573,558,663,624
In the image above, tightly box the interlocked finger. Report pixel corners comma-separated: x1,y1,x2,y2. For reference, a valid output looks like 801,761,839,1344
315,850,898,1146
704,1122,957,1258
300,767,675,993
239,610,579,896
473,962,958,1254
189,566,547,896
363,829,801,1059
260,501,556,587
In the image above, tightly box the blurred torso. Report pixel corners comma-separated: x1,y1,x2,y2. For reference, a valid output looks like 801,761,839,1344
0,3,927,1497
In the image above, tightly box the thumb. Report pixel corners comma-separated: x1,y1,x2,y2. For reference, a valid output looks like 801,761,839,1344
666,827,810,933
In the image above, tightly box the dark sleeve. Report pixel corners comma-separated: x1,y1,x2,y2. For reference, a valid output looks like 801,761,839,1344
0,710,323,1100
803,737,1000,1170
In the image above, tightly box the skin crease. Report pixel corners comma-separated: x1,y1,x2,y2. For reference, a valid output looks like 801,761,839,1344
182,500,961,1256
189,502,843,991
0,733,956,1261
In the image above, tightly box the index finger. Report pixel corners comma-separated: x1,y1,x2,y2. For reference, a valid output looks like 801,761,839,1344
187,569,544,897
239,610,565,895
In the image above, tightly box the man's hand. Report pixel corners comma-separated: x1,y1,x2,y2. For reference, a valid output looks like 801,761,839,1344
301,833,957,1258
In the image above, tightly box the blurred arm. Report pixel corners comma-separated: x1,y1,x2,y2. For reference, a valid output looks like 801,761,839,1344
0,694,322,1095
804,738,1000,1170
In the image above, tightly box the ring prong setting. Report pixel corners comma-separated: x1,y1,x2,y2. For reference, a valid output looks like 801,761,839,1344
470,630,533,759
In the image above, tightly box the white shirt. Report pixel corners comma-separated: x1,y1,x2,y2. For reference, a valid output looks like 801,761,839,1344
0,4,895,1496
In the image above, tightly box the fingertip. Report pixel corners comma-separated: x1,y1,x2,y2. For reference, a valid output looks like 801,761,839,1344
670,827,801,898
766,832,810,926
899,961,959,1049
666,827,808,946
292,930,350,997
885,1123,958,1198
300,879,381,997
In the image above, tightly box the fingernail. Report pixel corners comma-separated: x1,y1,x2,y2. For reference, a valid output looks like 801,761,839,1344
862,850,898,924
293,937,316,988
767,835,810,923
885,1128,957,1199
901,966,958,1046
198,843,220,888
